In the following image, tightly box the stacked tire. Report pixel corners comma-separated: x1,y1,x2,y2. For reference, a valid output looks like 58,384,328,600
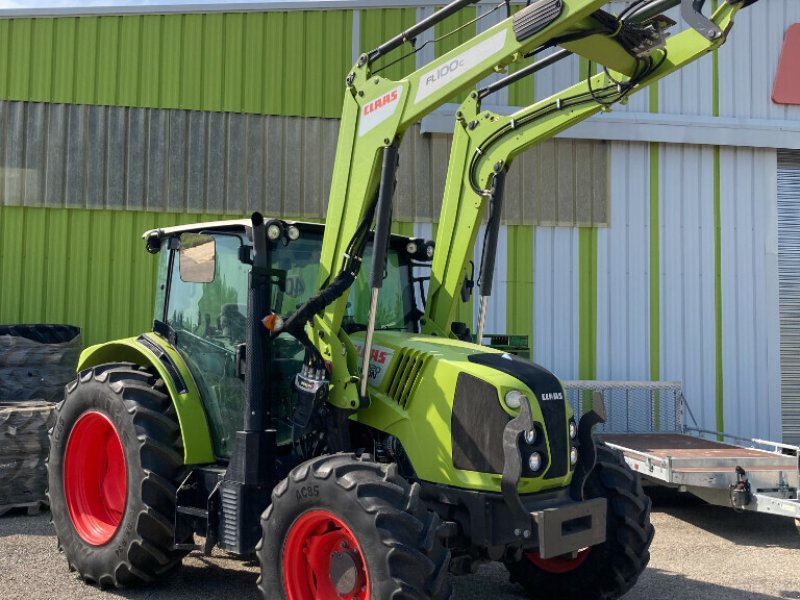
0,325,81,511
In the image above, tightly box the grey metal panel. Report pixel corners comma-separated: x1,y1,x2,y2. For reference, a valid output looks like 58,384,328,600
282,115,303,217
0,99,607,226
300,117,322,218
24,102,46,207
126,108,147,209
86,105,107,208
264,114,285,216
145,109,168,211
168,110,188,212
778,150,800,444
44,103,68,208
206,111,227,212
186,110,208,212
3,102,24,204
64,104,85,207
106,107,127,209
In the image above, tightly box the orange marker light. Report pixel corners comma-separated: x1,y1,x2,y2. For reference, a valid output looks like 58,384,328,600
262,313,284,332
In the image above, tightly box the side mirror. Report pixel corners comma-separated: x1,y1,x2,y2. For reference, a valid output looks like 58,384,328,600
179,233,216,283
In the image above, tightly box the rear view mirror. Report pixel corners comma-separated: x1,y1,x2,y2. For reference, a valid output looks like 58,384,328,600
179,233,216,283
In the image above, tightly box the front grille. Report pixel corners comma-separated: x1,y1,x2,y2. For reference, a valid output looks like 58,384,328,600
386,349,427,409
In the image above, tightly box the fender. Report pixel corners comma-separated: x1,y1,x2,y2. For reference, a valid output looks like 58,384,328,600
77,333,215,465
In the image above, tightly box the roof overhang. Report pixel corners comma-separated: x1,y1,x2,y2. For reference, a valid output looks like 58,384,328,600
0,0,516,18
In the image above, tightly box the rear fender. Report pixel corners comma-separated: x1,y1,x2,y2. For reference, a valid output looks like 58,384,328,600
77,334,215,465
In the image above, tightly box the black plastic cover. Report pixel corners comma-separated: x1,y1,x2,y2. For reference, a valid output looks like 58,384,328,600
451,372,509,474
468,352,568,480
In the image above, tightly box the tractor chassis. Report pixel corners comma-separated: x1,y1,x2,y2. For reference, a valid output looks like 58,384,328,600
421,484,606,561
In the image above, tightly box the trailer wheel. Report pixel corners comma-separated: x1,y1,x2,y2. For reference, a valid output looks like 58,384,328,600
505,443,654,600
257,453,452,600
47,363,187,588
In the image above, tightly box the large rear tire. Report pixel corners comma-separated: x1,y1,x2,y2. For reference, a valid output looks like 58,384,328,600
47,363,187,587
257,453,452,600
505,443,654,600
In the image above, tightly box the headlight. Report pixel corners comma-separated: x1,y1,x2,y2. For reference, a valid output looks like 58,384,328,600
570,446,579,466
528,452,542,472
504,390,525,410
569,419,578,439
406,241,418,255
267,222,283,241
524,429,537,445
287,225,300,241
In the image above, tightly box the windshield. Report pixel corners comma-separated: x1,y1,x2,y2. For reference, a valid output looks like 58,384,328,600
270,229,418,333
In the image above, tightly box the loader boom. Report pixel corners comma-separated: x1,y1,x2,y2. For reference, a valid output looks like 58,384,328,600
296,0,722,410
421,0,750,339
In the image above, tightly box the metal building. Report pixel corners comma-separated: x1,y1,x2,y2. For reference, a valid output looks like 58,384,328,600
0,1,798,444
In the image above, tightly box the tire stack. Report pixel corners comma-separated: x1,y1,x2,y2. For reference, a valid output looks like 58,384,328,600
0,325,81,514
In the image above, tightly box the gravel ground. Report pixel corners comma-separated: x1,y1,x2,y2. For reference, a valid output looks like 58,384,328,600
1,497,799,600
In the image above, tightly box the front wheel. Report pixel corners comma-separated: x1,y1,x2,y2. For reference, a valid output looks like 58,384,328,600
505,443,654,600
257,453,452,600
47,363,187,587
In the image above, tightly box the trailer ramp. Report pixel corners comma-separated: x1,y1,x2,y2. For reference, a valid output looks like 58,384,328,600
563,381,800,521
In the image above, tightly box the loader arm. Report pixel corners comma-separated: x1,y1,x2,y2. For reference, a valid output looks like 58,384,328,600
422,0,752,339
296,0,704,409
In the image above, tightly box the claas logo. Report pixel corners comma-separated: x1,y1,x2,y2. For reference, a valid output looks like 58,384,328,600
369,349,388,364
354,345,389,365
363,90,399,116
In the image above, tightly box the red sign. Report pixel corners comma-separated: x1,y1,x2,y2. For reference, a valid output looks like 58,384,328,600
773,24,800,105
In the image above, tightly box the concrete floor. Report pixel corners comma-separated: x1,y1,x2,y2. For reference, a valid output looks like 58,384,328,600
1,497,799,599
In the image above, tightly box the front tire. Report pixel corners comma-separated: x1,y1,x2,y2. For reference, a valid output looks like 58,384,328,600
257,453,452,600
505,443,654,600
47,363,187,587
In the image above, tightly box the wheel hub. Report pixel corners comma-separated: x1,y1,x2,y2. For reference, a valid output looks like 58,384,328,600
63,411,127,546
282,510,370,600
329,549,362,596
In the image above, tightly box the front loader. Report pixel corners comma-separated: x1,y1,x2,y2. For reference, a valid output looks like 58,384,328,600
413,2,753,594
46,1,759,599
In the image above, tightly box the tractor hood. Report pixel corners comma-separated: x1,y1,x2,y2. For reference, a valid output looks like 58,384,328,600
349,331,575,493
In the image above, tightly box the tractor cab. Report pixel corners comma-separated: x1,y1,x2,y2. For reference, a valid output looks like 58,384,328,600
143,219,431,456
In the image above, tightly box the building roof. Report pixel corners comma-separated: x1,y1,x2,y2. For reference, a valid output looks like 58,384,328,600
0,0,507,18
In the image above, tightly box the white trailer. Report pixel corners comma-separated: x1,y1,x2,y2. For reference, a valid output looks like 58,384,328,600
564,381,800,522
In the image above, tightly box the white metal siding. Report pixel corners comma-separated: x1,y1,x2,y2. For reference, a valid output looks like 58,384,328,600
659,144,718,432
596,142,651,381
532,228,580,379
778,151,800,444
720,147,781,441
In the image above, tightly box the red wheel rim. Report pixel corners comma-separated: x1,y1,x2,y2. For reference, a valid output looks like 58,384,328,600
526,547,592,574
282,510,370,600
63,411,127,546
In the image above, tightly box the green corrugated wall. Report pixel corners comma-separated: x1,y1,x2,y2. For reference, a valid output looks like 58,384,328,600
0,205,233,345
0,12,352,118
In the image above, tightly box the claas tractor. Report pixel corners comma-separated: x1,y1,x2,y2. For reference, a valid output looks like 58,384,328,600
46,1,758,598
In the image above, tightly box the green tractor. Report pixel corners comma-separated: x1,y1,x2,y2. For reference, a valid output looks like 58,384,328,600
46,1,757,598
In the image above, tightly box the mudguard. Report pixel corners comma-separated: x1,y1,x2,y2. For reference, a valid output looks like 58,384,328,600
77,333,215,465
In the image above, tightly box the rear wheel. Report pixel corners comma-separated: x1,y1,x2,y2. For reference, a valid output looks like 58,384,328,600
505,443,654,600
47,363,187,587
257,453,452,600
